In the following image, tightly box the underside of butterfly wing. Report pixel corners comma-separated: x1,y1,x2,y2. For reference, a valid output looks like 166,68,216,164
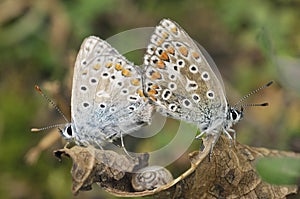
143,19,228,131
71,36,153,145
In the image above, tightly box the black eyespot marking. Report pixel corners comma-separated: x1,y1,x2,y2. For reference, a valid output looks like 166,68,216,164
169,74,176,80
183,99,191,107
117,82,123,86
169,83,176,89
80,86,87,91
163,90,171,97
162,89,172,100
111,75,116,80
175,43,182,47
129,96,138,101
99,103,106,108
169,104,177,111
102,72,109,77
158,49,163,55
173,65,178,71
189,65,198,73
128,106,136,111
201,72,210,81
189,83,197,88
83,102,89,107
164,43,170,49
82,60,87,65
207,90,215,99
90,78,97,83
193,94,199,101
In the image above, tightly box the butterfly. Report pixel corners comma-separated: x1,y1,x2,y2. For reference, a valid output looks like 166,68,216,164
143,19,271,153
59,36,153,150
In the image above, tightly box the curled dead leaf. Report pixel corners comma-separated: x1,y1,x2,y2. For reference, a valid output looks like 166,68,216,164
54,145,149,195
54,136,299,198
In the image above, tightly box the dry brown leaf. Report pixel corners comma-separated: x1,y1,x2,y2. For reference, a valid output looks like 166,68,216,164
54,146,149,195
53,136,299,198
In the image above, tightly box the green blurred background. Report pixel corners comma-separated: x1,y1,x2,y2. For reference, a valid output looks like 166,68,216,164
0,0,300,198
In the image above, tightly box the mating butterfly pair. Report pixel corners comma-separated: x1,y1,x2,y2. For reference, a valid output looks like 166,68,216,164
59,19,270,153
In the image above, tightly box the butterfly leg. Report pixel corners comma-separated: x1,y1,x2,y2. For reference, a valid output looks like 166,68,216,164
195,130,207,140
227,128,236,145
120,131,133,158
94,138,104,150
223,129,233,147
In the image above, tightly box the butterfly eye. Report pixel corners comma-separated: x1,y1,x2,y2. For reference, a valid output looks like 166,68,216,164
67,126,72,136
231,111,237,120
62,124,74,139
230,109,241,122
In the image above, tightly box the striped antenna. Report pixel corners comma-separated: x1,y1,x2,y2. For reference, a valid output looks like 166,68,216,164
34,85,69,123
234,81,273,108
31,124,65,132
31,85,69,132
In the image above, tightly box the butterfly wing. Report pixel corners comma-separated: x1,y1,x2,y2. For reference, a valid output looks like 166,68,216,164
143,19,228,131
71,36,153,145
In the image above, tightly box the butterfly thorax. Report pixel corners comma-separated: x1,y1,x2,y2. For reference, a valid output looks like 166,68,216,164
197,105,243,139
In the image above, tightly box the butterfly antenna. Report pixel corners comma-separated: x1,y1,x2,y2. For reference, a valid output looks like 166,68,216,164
34,85,69,123
233,81,273,108
241,102,269,108
31,124,66,132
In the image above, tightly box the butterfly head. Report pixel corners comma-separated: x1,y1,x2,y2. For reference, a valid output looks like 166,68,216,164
228,106,243,126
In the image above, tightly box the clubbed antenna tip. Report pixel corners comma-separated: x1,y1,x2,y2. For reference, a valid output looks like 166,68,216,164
234,81,274,108
266,81,273,87
260,102,269,106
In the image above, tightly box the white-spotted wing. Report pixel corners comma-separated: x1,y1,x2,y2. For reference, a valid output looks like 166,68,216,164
62,36,153,147
143,19,242,149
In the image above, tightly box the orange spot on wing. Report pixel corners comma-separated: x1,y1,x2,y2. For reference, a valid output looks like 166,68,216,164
156,60,166,69
115,63,123,70
122,69,131,77
162,32,169,39
147,89,158,95
179,46,188,57
167,47,175,55
106,63,113,68
93,64,101,70
171,27,178,34
137,89,144,97
151,85,159,89
192,51,200,59
159,51,169,61
149,96,157,102
157,39,164,46
82,70,88,75
150,71,162,80
131,79,140,86
105,63,112,68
